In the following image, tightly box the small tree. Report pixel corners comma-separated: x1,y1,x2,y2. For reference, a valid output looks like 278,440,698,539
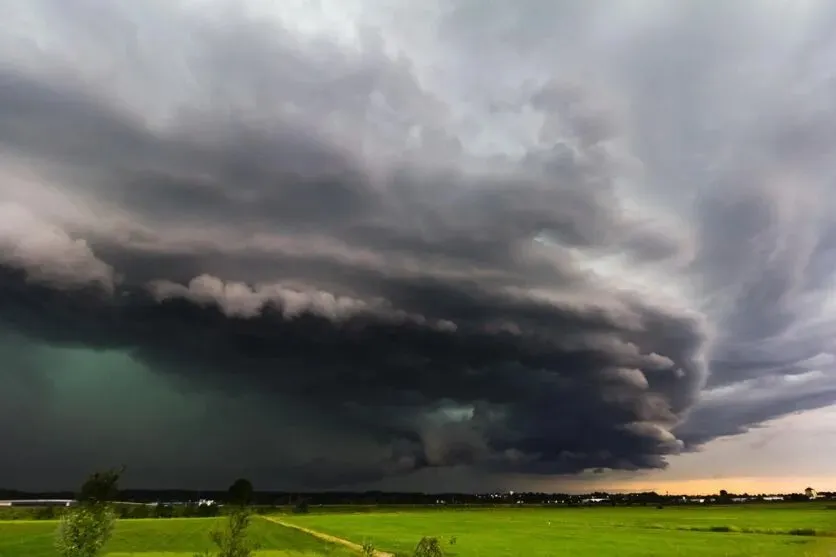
196,479,259,557
55,468,123,557
195,506,260,557
55,505,116,557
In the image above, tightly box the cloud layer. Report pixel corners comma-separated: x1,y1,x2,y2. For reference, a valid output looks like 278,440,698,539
1,0,836,490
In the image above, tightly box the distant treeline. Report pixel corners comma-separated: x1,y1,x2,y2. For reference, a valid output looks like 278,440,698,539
0,502,284,521
2,488,833,506
1,494,833,521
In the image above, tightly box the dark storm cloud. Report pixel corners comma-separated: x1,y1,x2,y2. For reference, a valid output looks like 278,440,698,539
1,0,835,490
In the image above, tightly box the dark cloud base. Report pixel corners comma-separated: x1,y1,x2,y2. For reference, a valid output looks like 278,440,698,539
0,257,703,488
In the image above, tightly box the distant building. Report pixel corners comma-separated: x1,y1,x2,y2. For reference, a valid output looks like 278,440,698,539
805,487,817,499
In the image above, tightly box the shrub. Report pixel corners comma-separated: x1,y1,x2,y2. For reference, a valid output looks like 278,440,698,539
129,505,151,519
34,506,58,520
362,539,376,557
414,537,444,557
197,503,220,518
55,468,122,557
55,505,116,557
196,506,260,557
154,503,175,518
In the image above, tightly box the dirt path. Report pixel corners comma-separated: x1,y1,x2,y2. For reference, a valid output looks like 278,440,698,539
259,515,394,557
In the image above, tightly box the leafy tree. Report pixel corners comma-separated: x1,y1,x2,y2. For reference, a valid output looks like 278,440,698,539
78,467,123,504
55,468,123,557
227,478,254,507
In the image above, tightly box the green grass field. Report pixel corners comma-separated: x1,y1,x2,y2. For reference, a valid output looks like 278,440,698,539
277,505,836,557
0,517,356,557
1,505,834,557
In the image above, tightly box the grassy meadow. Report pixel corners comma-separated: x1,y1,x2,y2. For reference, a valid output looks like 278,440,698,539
1,504,834,557
277,504,836,557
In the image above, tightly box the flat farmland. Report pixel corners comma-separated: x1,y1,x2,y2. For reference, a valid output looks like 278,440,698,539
0,517,355,557
276,505,836,557
1,505,834,557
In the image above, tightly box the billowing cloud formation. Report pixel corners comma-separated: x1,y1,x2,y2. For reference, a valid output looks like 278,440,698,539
1,0,836,490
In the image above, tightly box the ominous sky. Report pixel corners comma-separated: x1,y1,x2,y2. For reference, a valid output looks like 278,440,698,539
2,0,836,493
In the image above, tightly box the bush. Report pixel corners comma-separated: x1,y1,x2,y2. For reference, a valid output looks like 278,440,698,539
414,537,444,557
34,506,58,520
128,505,151,519
55,468,122,557
55,506,115,557
196,506,261,557
362,539,376,557
115,504,151,519
292,499,310,514
154,503,175,518
196,503,220,518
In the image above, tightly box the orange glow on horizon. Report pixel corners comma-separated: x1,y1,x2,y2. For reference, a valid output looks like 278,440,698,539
604,476,836,495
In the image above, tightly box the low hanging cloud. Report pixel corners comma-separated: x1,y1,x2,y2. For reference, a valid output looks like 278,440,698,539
1,0,836,490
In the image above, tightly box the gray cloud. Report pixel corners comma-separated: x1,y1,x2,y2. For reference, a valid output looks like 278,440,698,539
0,0,835,490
